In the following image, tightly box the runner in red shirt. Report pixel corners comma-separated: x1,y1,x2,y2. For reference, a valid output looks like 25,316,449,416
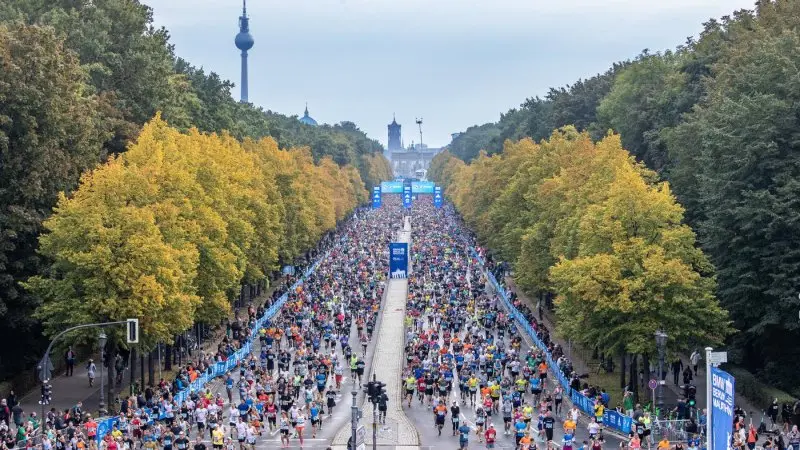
485,423,497,449
85,417,97,439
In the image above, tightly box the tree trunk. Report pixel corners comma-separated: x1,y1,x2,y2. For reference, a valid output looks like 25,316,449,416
164,344,172,371
630,354,639,402
130,347,136,396
147,350,154,386
140,354,145,391
619,349,627,389
642,354,651,405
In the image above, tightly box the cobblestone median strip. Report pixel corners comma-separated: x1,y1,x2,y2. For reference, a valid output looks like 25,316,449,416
334,223,420,447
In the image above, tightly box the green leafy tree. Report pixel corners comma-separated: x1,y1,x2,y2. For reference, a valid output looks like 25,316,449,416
0,23,111,376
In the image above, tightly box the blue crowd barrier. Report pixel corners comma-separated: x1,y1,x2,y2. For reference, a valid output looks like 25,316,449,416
469,247,633,435
95,252,329,440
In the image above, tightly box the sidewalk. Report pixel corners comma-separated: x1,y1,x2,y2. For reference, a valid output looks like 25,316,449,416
333,216,420,447
503,275,757,417
17,279,286,418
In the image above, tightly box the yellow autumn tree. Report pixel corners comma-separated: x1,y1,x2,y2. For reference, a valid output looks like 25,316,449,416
429,127,731,362
27,157,201,349
29,115,368,349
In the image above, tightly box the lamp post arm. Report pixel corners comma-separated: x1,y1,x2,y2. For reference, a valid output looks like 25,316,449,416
42,321,128,370
39,320,127,441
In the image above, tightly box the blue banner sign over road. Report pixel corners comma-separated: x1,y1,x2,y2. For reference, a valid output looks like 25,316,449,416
434,186,443,208
403,186,412,208
389,242,408,279
380,181,403,194
711,367,735,450
372,186,381,209
411,181,435,194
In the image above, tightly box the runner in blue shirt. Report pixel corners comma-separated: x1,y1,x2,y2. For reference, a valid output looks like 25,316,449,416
458,423,471,449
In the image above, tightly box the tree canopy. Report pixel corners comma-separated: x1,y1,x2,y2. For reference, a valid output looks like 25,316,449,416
26,117,367,350
441,0,800,391
0,0,389,378
432,129,731,359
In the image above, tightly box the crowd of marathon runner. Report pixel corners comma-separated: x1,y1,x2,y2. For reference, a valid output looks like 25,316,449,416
4,193,799,450
0,199,406,450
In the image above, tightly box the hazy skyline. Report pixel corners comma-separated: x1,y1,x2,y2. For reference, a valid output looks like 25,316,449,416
147,0,756,148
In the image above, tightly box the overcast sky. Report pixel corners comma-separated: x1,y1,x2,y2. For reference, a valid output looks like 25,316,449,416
146,0,756,148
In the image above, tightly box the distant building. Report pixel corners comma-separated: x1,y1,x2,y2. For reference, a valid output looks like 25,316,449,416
299,104,318,126
388,116,402,151
385,115,442,179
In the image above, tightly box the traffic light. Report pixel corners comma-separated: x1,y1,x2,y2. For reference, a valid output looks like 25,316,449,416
366,381,378,401
687,385,697,407
127,318,139,344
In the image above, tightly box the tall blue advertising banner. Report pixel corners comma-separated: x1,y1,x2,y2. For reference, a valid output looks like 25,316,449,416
372,186,381,208
389,242,408,279
403,186,412,208
411,181,436,194
434,186,443,208
380,181,403,194
711,367,735,450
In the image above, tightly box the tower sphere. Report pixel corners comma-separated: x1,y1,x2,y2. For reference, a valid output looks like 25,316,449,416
235,31,254,51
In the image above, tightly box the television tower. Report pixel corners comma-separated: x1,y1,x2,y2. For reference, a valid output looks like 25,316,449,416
234,0,254,103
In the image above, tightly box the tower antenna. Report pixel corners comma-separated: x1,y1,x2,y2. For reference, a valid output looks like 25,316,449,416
415,118,423,149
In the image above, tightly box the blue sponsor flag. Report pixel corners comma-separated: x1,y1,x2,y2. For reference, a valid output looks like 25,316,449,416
403,186,412,208
434,186,443,208
711,367,735,450
372,186,381,208
389,242,408,278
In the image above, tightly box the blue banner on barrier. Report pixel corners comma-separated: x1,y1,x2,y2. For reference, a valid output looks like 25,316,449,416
711,367,735,450
434,186,443,208
94,249,331,441
372,186,381,208
403,186,412,209
389,242,408,279
468,246,633,435
380,181,403,194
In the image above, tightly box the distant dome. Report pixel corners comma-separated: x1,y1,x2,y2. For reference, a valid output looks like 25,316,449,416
299,105,318,126
235,32,254,51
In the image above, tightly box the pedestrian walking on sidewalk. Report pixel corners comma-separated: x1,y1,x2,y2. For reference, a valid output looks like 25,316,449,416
65,347,76,376
690,350,701,376
87,359,96,387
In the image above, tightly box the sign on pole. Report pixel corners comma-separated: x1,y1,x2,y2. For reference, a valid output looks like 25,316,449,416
434,186,443,208
389,242,408,279
372,186,381,209
356,425,366,450
709,351,728,366
402,185,412,209
38,357,54,382
710,367,735,450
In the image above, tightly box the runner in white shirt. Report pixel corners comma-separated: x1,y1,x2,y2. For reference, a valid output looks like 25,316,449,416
195,405,208,435
236,420,248,449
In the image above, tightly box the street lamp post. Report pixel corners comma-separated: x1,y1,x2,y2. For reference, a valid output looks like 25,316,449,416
98,331,107,415
372,406,378,450
350,390,358,450
655,330,668,418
